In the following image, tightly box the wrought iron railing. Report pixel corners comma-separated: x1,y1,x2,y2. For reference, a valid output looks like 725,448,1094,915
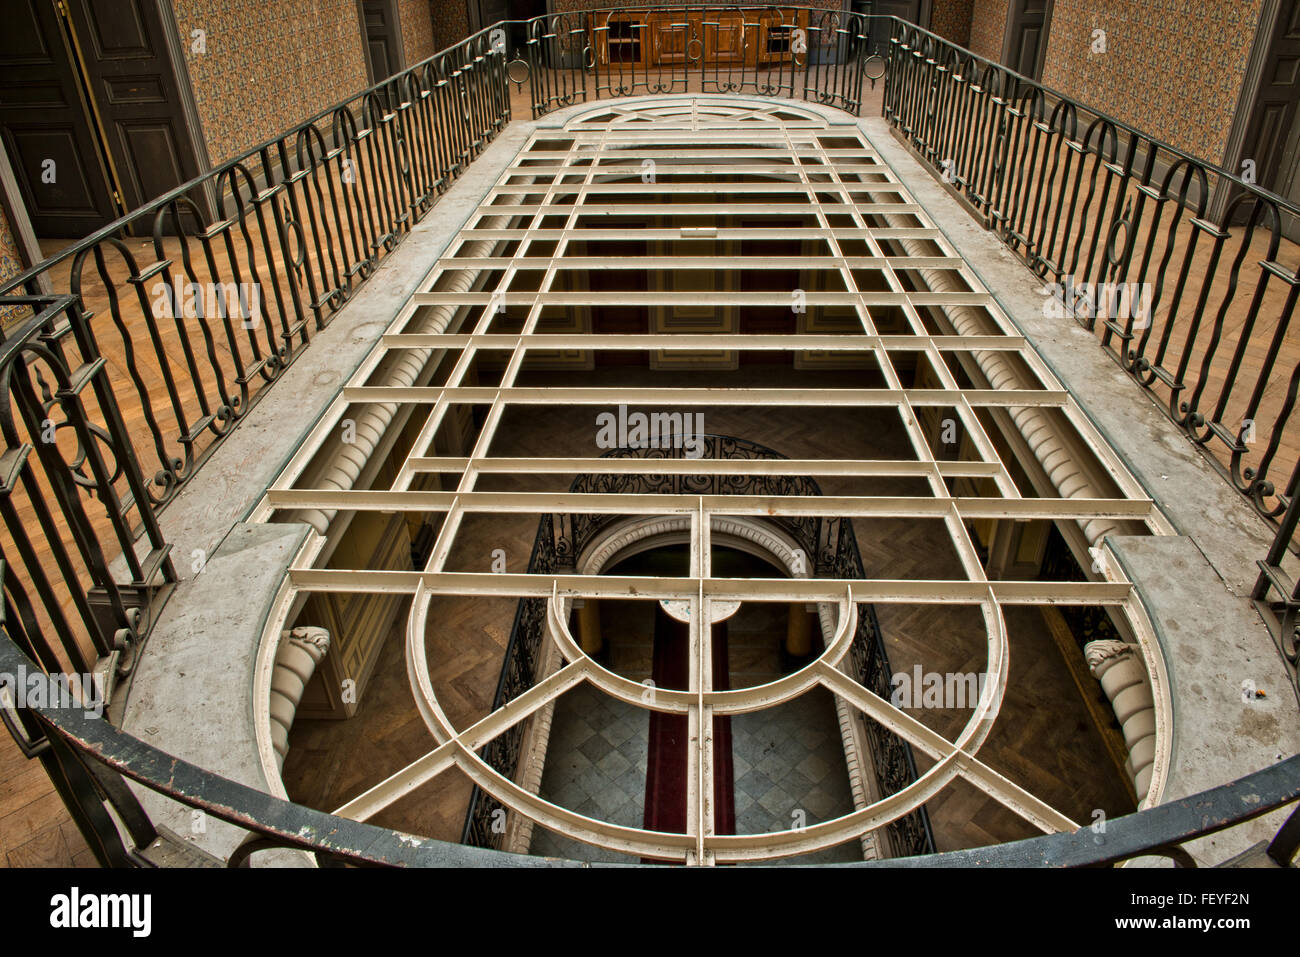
522,5,889,120
880,21,1300,700
0,296,176,694
463,435,934,858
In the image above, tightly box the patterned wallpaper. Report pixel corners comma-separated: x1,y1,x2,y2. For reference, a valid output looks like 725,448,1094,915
930,0,973,46
163,0,1265,173
399,0,436,64
170,0,370,164
429,0,472,48
968,0,1008,62
1040,0,1263,164
0,204,26,328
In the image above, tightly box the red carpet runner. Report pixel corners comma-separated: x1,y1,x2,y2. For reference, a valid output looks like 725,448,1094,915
643,604,735,841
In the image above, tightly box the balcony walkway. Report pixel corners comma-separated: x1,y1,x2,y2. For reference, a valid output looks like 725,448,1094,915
20,70,1300,540
4,87,1299,865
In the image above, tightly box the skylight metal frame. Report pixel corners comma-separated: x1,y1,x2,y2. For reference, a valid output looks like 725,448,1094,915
251,98,1172,864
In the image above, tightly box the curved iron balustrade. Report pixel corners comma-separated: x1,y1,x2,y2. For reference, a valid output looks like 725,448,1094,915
523,5,889,119
881,21,1300,699
0,295,176,690
462,434,935,859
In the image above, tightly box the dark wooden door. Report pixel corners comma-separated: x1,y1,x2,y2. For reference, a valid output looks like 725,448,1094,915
1006,0,1053,80
475,0,510,33
870,1,929,28
361,0,403,82
0,0,204,237
0,0,119,236
62,0,205,217
1242,2,1300,239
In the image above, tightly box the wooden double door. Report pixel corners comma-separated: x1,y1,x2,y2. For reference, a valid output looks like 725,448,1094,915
0,0,205,237
596,8,810,69
1239,1,1300,239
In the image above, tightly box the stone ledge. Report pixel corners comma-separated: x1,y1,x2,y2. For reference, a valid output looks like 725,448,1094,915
120,520,311,865
122,118,540,585
1108,534,1300,864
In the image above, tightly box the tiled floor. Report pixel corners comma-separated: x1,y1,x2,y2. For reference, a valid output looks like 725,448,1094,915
731,688,861,865
530,594,860,865
530,683,648,864
531,681,861,866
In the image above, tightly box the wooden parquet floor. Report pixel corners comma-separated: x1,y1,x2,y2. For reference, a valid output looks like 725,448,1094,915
851,484,1136,847
0,735,95,868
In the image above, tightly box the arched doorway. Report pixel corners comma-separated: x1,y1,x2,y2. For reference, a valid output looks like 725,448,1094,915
534,539,858,863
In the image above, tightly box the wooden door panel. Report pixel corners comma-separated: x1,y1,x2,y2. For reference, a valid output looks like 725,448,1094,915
1007,0,1053,80
0,0,118,235
5,126,108,224
1013,24,1043,76
871,1,924,24
1256,4,1300,191
113,121,188,203
64,0,205,216
706,13,746,63
627,9,817,69
77,0,152,56
648,12,690,66
1240,3,1300,240
362,0,400,81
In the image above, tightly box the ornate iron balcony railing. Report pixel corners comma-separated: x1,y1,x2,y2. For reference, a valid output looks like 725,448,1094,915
521,5,889,120
3,581,1296,867
881,21,1300,701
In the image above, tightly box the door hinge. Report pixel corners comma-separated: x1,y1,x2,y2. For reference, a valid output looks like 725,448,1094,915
55,0,68,18
111,190,124,210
